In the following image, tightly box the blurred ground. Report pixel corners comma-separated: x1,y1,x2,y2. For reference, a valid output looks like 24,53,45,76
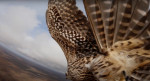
0,45,69,81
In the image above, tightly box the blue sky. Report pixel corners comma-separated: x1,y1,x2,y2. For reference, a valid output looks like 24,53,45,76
0,0,85,73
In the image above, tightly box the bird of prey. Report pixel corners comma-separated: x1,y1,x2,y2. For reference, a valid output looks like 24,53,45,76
46,0,150,81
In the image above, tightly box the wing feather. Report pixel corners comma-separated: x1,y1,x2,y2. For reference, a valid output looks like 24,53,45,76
114,0,133,42
83,0,150,81
142,10,150,37
83,0,150,50
83,0,117,51
46,0,99,62
124,0,150,40
97,0,116,48
83,0,107,52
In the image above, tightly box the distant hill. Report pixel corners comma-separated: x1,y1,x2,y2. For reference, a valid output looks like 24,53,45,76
0,45,69,81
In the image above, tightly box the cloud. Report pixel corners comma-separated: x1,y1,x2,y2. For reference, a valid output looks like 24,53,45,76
0,0,48,17
0,4,67,73
0,5,39,47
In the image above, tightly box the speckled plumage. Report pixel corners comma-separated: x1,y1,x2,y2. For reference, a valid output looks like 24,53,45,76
46,0,150,81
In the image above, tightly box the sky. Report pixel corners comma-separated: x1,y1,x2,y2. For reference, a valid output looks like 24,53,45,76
0,0,85,73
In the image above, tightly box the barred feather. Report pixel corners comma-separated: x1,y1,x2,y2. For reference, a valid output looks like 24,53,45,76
114,0,132,42
83,0,107,51
83,0,150,81
139,10,150,38
124,0,150,39
98,0,116,48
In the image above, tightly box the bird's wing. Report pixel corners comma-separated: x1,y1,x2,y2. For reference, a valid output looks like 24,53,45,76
83,0,107,51
114,0,135,42
46,0,99,62
84,0,150,81
124,0,150,40
83,0,118,51
83,0,150,49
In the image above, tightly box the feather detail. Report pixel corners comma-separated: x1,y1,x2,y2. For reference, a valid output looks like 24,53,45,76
114,0,132,42
124,0,150,40
98,0,116,48
46,0,99,61
140,10,150,38
129,62,150,81
83,0,107,52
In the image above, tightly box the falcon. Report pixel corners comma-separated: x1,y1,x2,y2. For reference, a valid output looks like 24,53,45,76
46,0,150,81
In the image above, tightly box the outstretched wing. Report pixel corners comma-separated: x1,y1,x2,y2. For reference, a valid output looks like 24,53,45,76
83,0,150,50
46,0,99,62
124,0,150,39
84,0,150,81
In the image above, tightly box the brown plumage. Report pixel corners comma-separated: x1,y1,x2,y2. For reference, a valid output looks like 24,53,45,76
46,0,150,81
